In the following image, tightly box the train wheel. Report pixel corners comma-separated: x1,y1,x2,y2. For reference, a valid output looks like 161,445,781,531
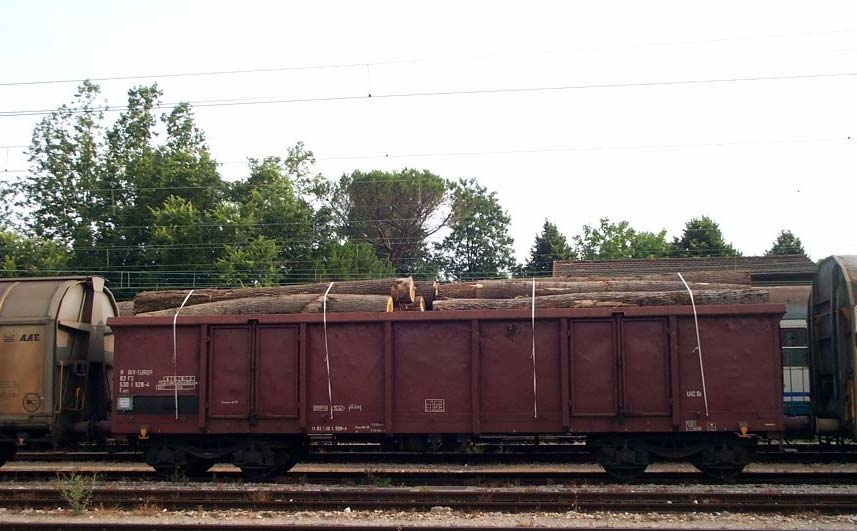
145,442,211,480
693,463,746,481
185,457,216,477
591,438,650,482
602,464,648,482
0,443,16,467
692,439,753,481
239,465,281,482
233,441,300,482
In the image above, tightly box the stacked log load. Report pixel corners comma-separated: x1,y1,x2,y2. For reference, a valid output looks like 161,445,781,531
133,277,437,316
432,272,767,310
130,270,767,316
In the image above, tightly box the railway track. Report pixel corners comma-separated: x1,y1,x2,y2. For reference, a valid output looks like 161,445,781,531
15,446,857,464
2,467,856,485
1,484,855,513
0,526,796,531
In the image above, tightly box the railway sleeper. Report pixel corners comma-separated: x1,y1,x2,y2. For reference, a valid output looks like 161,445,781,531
143,436,307,481
0,440,17,468
589,434,757,481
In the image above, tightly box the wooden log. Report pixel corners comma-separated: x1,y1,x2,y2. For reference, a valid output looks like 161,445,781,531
414,281,438,310
138,294,394,317
397,296,425,311
390,277,416,304
134,278,408,314
116,300,134,317
432,288,769,311
438,279,747,300
551,270,752,285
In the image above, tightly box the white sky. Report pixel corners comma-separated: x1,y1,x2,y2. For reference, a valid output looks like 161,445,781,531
1,0,855,262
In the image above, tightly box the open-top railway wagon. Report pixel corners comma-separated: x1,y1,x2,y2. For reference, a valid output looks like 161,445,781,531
109,304,784,480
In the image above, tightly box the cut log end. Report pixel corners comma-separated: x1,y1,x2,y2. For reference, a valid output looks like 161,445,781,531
397,296,425,311
390,277,416,304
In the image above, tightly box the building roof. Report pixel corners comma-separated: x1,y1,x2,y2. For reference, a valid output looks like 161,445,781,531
552,255,816,285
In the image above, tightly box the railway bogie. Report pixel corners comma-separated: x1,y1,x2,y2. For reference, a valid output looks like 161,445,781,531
142,435,306,480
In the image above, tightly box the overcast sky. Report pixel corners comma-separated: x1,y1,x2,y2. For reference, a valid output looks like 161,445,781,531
1,1,855,261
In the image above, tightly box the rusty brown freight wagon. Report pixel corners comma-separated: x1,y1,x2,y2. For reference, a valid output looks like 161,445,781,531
109,304,784,480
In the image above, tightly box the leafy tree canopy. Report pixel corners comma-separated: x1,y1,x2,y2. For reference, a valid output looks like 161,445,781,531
313,241,395,281
433,178,516,280
766,229,806,257
672,216,740,257
573,218,671,260
330,168,450,276
0,229,69,276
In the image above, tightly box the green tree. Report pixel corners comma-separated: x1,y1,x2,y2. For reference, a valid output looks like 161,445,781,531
216,236,282,287
573,218,671,260
521,220,575,276
630,229,672,258
148,195,215,271
0,229,70,276
766,229,806,256
97,84,164,269
18,81,105,250
330,169,450,276
672,216,740,257
433,178,516,280
14,82,230,280
238,155,321,280
312,241,395,281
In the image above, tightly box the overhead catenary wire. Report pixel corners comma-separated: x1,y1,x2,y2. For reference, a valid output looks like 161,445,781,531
1,27,853,88
2,70,856,118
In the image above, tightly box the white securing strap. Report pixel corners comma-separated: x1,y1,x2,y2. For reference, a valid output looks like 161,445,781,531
677,273,709,417
531,277,538,419
323,282,335,420
172,289,195,420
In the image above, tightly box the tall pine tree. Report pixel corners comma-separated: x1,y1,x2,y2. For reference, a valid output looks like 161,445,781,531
522,220,574,276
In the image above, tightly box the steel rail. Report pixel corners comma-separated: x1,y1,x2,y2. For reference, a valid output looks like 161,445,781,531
1,485,856,513
15,446,857,464
2,468,857,486
0,525,788,531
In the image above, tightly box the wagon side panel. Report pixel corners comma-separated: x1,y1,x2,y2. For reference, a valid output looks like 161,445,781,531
569,319,617,420
479,319,563,433
306,322,385,434
112,323,202,434
622,318,671,417
676,313,783,434
255,325,299,419
392,320,471,433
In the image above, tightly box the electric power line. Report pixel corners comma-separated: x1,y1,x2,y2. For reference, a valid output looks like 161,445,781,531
1,27,853,88
2,70,856,119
